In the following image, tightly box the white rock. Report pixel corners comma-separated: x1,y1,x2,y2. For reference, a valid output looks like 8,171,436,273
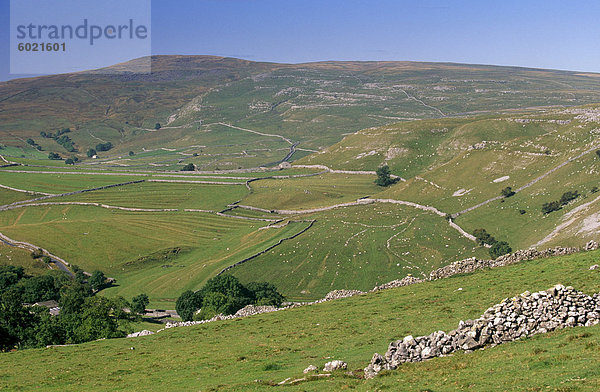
323,360,347,372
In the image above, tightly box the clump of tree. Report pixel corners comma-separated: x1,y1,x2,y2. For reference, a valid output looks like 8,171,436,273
175,275,285,321
41,128,70,140
26,138,42,151
154,123,161,130
181,163,195,171
48,152,62,160
30,248,44,259
541,190,580,214
489,241,512,258
472,228,512,259
0,266,134,351
591,186,599,194
375,165,399,187
472,228,496,246
86,148,96,158
55,134,75,152
500,186,515,198
95,142,113,152
131,293,149,315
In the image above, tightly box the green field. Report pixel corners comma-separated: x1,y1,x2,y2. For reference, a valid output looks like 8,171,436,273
242,172,380,211
0,204,312,307
1,249,598,391
0,241,49,274
231,203,489,299
54,182,249,211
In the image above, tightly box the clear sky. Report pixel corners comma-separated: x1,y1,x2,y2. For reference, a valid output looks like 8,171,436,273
1,0,600,81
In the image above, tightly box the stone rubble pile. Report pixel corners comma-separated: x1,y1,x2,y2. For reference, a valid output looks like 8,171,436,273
364,284,600,379
126,330,154,338
234,304,280,317
428,246,582,280
371,275,424,292
323,360,347,372
322,290,365,301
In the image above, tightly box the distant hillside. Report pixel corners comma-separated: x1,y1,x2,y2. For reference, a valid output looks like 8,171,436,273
3,56,600,170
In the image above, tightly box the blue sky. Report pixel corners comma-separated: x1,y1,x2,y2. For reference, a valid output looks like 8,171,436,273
1,0,600,81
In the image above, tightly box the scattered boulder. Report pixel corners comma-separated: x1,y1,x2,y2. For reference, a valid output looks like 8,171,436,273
303,365,318,374
126,330,154,338
591,264,599,270
585,240,599,251
323,360,347,372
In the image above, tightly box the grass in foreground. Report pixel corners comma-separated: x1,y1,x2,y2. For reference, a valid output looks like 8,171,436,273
1,249,598,391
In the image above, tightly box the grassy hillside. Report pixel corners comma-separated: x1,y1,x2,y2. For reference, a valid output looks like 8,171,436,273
1,249,598,391
0,241,49,274
301,106,600,251
230,203,488,300
0,204,311,307
4,57,600,170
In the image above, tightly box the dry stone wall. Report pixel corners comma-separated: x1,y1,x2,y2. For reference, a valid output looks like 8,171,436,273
364,284,600,378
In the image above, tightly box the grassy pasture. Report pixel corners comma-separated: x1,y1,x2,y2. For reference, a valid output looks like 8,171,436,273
0,187,38,205
1,249,598,391
241,173,381,211
0,205,312,305
0,241,49,274
54,182,249,211
231,203,488,300
0,171,146,194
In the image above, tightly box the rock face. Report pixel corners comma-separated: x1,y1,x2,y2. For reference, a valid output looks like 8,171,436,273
323,360,347,372
364,285,600,379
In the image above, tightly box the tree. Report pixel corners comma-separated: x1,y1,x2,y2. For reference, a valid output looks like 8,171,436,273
0,289,35,351
154,123,161,130
596,150,600,159
65,158,74,165
489,241,512,259
472,228,496,246
128,151,135,156
95,142,113,152
131,293,149,315
375,165,397,187
68,297,124,343
500,187,515,198
200,275,251,300
19,274,61,303
592,186,599,194
26,138,35,145
198,292,229,320
559,190,579,206
89,270,107,291
0,266,26,293
87,148,96,158
246,282,285,306
175,290,201,321
181,163,195,171
542,201,561,214
48,152,61,160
